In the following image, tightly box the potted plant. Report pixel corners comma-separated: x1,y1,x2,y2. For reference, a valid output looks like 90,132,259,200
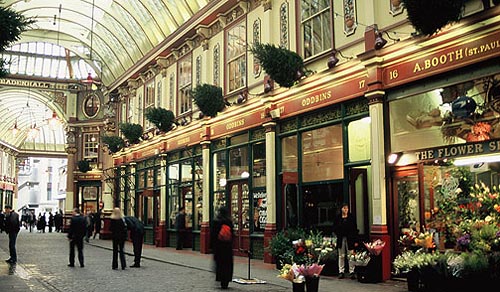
77,160,91,173
101,135,125,154
145,107,175,132
401,0,467,36
249,43,311,88
191,84,226,118
0,6,35,77
119,122,143,144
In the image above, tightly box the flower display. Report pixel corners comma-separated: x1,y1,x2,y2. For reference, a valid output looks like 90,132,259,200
347,250,371,266
364,239,385,256
414,230,435,249
398,229,418,251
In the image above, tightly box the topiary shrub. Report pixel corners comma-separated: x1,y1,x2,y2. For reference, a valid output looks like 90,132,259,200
249,43,310,88
119,122,143,144
145,107,175,132
191,84,226,118
401,0,467,36
77,160,91,173
101,135,125,153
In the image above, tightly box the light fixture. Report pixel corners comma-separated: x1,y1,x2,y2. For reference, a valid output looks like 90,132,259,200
453,154,500,166
387,152,403,164
237,91,248,104
241,171,250,178
11,88,40,139
264,78,274,93
374,31,388,50
10,121,19,137
48,4,62,130
327,52,339,69
81,0,96,89
374,31,400,50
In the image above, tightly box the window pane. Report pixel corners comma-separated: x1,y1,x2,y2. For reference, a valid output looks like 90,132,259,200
253,142,266,187
229,147,249,179
348,118,371,161
281,135,298,172
302,124,343,182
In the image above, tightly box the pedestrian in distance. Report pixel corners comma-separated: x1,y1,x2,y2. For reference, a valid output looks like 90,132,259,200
333,203,358,279
110,207,127,270
54,211,62,232
210,206,234,290
93,210,101,239
37,213,46,233
4,205,20,264
124,215,145,267
48,211,54,233
67,208,86,268
175,206,186,250
85,211,94,242
0,211,5,233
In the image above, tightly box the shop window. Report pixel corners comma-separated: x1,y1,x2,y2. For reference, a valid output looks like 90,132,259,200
390,75,500,152
226,20,247,93
348,118,371,162
252,142,266,188
213,151,227,214
302,182,343,233
300,0,331,59
229,147,249,179
302,124,343,182
281,135,298,172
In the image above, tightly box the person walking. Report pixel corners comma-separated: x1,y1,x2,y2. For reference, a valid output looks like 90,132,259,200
67,208,86,268
0,211,5,233
124,215,145,267
333,203,358,279
175,206,186,250
110,207,127,270
93,210,101,239
48,212,54,233
210,206,234,290
54,211,62,232
4,205,20,264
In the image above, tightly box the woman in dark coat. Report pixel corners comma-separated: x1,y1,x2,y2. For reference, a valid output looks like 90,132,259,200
210,206,234,289
110,207,127,270
333,203,358,279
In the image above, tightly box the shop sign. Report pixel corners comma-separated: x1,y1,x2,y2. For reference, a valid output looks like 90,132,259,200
276,75,367,119
210,110,262,138
415,139,500,161
383,30,500,87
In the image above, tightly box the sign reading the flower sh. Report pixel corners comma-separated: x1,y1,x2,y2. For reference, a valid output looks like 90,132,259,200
415,138,500,163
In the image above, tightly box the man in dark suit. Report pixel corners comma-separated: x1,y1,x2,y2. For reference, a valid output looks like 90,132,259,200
4,205,20,264
67,208,87,268
175,207,186,250
124,216,145,268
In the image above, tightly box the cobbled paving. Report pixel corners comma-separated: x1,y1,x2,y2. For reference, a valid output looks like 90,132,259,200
0,230,286,292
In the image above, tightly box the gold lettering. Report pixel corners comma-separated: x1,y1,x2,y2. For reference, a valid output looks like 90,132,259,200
413,63,422,73
301,90,332,108
474,144,483,154
225,119,245,130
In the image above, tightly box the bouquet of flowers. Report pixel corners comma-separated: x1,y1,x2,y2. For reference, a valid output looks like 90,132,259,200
312,236,336,262
277,263,305,283
398,229,417,251
296,263,324,278
348,250,371,266
364,239,385,256
415,230,435,249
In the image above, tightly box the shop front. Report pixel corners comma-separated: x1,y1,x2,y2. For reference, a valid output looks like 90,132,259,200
387,67,500,258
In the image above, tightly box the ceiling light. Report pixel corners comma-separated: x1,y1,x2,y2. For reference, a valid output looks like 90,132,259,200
388,152,402,164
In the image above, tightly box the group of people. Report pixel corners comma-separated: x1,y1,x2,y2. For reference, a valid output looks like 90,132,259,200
67,207,144,270
4,203,367,290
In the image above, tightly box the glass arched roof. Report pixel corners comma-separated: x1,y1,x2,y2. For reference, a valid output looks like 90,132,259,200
4,0,210,87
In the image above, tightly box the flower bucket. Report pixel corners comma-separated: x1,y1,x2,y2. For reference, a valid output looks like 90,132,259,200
305,276,319,292
292,281,305,292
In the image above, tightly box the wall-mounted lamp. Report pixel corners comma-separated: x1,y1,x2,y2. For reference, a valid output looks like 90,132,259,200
264,77,274,93
375,31,400,50
237,90,248,104
180,116,190,126
387,152,403,164
327,49,353,69
374,31,388,50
